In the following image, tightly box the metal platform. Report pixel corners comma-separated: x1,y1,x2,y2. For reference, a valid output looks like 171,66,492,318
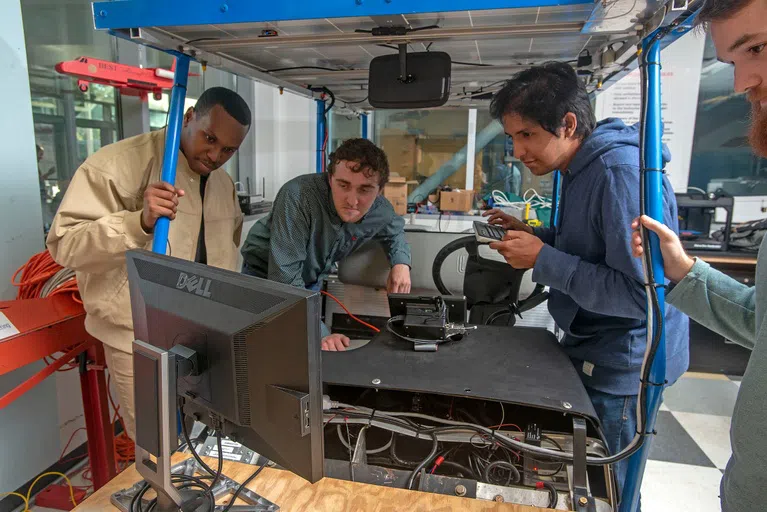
110,458,278,512
323,325,599,423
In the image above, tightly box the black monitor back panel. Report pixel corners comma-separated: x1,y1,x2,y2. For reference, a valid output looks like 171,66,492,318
126,249,324,483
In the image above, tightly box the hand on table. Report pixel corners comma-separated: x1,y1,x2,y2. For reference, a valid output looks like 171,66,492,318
387,264,412,294
322,333,351,352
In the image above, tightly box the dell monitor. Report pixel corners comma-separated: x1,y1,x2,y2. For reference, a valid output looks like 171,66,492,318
125,249,324,488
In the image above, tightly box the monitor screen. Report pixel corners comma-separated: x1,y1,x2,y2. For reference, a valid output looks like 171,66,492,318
126,250,324,483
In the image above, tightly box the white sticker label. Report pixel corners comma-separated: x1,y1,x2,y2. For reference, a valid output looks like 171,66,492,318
0,312,20,342
582,361,595,377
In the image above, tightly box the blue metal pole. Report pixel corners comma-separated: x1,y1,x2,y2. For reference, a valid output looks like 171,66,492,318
620,37,666,512
361,113,369,140
316,99,326,173
551,170,561,229
151,54,190,254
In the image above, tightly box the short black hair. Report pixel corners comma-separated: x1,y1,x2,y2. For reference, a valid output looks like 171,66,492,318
696,0,753,25
195,87,252,127
328,138,390,186
490,61,596,140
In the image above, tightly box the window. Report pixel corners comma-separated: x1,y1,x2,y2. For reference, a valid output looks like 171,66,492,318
329,112,362,152
475,110,554,225
22,0,120,232
689,35,766,195
374,109,470,202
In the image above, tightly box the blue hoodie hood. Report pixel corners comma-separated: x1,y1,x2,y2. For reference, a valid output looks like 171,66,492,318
530,117,688,395
568,118,672,176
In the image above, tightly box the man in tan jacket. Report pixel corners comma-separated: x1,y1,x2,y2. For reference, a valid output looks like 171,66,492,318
47,87,250,440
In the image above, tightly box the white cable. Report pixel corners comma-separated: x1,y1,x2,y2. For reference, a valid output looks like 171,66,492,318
324,414,616,463
522,188,552,209
234,181,248,194
336,425,394,455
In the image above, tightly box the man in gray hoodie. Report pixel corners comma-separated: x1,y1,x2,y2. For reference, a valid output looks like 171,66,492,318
632,1,767,509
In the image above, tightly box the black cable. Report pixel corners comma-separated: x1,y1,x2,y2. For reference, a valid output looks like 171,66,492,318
210,431,224,491
452,61,493,67
541,481,558,508
222,461,268,512
179,404,219,478
537,435,565,477
390,435,418,468
343,96,369,105
482,460,521,485
438,460,476,479
267,65,340,72
407,434,439,490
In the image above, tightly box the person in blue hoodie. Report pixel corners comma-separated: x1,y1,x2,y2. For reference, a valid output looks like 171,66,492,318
483,62,689,505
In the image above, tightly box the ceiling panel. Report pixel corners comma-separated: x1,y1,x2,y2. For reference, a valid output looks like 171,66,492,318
152,4,644,108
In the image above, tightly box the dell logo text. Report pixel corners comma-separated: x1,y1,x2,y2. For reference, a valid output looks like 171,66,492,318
176,272,212,298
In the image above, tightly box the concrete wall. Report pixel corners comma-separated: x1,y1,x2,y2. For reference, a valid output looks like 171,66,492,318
0,0,60,494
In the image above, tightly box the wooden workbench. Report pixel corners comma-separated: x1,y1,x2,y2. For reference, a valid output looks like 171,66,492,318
694,251,758,267
74,455,553,511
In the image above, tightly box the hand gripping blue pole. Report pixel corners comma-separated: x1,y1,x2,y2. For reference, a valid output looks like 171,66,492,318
151,54,191,254
620,37,666,512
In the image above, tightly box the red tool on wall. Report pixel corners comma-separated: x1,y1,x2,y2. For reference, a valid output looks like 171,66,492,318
55,56,196,101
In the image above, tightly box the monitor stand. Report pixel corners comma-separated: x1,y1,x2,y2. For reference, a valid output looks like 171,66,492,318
114,340,279,512
110,458,279,512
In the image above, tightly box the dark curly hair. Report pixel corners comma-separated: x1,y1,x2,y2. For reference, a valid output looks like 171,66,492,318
328,138,390,187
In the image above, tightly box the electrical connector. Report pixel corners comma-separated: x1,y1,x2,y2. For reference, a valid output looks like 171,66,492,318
322,394,342,411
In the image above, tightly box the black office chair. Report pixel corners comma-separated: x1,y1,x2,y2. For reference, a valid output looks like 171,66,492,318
432,236,548,326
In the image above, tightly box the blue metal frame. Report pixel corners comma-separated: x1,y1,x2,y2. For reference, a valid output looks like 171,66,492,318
620,11,698,510
316,100,326,173
550,170,561,228
93,0,589,30
151,54,191,254
619,36,665,512
361,114,369,140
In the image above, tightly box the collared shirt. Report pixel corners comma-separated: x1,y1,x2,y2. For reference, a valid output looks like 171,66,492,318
240,173,411,287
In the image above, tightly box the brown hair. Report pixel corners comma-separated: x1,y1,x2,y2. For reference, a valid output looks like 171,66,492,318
696,0,754,25
328,138,390,187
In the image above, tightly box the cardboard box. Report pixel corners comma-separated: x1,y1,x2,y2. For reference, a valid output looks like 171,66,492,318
379,130,418,178
384,176,408,215
440,189,474,212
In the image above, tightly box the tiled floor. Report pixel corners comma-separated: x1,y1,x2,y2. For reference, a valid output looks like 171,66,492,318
641,373,739,512
23,373,736,512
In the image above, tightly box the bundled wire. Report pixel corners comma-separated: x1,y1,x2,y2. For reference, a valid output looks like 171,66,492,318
12,250,83,371
12,250,80,303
